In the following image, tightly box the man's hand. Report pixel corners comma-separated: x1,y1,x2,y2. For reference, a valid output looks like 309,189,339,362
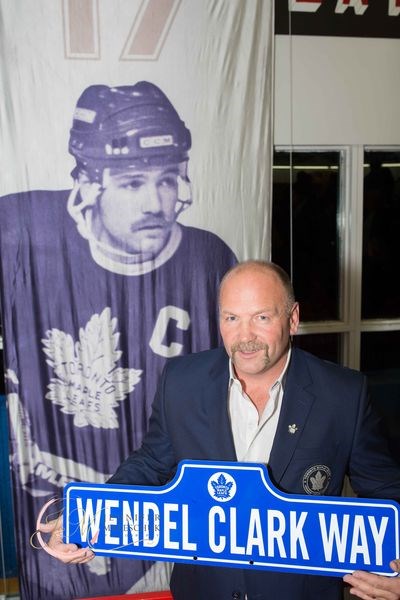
343,560,400,600
45,516,95,564
34,498,95,564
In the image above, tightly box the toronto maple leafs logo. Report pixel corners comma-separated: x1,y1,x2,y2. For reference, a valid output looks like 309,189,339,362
207,471,237,502
42,308,142,429
310,471,326,491
302,465,332,495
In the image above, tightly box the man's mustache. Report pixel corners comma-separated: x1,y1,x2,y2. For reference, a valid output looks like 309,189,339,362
231,341,269,354
130,217,171,232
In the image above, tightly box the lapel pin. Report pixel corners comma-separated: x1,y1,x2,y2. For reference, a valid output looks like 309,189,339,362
288,423,298,434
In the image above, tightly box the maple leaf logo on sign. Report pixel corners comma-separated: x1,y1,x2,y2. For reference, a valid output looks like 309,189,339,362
42,308,142,429
208,472,237,502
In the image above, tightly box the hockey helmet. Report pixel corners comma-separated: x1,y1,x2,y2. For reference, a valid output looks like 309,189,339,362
69,82,192,182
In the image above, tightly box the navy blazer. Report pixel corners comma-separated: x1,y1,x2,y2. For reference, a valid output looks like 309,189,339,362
110,347,400,600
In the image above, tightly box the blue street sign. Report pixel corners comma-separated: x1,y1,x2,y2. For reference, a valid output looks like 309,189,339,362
63,461,400,577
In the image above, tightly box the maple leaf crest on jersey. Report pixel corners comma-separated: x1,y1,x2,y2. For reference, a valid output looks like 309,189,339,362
42,307,142,428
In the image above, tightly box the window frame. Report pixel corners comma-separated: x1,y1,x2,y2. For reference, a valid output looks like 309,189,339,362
273,144,400,371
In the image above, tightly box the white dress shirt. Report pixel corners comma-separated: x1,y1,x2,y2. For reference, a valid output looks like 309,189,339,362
228,349,291,463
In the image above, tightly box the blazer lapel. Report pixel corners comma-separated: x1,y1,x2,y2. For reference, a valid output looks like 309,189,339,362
269,348,316,484
203,348,237,461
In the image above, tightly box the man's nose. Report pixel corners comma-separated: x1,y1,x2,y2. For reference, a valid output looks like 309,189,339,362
142,183,162,214
239,319,256,341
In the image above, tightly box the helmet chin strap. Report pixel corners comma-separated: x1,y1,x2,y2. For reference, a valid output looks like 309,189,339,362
67,174,192,261
175,174,192,216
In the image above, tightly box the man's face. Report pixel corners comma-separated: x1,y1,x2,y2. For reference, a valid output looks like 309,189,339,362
219,268,299,382
92,163,183,258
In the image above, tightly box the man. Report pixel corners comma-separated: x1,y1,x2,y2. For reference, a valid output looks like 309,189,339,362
48,260,400,599
66,81,201,275
0,81,236,598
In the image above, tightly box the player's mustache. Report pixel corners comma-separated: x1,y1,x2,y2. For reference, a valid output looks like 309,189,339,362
131,217,171,232
231,341,268,353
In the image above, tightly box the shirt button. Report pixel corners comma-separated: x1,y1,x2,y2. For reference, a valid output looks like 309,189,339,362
232,592,241,599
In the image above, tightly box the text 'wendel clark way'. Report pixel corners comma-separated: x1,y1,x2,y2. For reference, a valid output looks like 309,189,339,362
63,461,400,577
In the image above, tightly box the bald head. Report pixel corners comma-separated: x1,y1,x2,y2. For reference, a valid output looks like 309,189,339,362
219,260,296,315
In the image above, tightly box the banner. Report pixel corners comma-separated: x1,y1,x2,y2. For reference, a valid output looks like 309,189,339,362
0,1,273,598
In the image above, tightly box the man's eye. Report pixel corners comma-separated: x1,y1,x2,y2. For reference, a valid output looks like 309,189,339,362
226,315,237,322
123,179,143,190
258,315,270,321
158,176,177,189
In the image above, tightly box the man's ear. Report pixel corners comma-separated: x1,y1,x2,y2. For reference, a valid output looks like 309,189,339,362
289,302,300,336
77,172,93,202
77,172,101,207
